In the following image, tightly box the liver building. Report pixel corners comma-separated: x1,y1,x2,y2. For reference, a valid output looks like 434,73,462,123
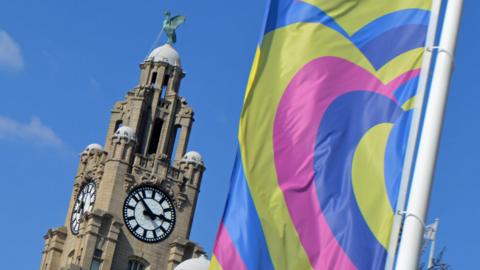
40,42,210,270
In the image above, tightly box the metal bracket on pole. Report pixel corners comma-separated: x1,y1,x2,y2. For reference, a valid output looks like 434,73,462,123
426,46,455,66
426,46,454,58
397,210,427,229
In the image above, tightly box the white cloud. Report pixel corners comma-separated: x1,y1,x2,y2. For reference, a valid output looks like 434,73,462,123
0,116,63,147
0,30,24,71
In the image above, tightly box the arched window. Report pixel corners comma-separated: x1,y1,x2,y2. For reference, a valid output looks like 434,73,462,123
128,259,146,270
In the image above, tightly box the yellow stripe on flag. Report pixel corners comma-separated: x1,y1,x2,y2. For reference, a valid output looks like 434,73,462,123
301,0,433,35
209,256,223,270
352,123,395,250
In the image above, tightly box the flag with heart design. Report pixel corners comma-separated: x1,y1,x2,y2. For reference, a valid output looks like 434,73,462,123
211,1,434,269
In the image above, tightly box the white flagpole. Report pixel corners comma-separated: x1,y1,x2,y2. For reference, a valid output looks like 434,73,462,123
385,1,442,269
395,0,463,269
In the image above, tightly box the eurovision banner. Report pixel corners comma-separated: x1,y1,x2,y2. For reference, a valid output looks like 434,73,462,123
211,1,434,269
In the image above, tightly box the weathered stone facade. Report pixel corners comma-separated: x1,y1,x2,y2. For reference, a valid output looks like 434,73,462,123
41,45,206,270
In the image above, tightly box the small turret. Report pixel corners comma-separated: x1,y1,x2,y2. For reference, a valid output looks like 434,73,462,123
78,143,106,174
110,126,136,162
179,151,205,189
83,143,103,153
181,151,204,166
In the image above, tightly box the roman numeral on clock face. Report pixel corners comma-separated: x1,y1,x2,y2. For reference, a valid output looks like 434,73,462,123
159,197,166,204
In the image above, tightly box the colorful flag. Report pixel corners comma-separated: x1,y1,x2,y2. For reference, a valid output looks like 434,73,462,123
210,1,434,269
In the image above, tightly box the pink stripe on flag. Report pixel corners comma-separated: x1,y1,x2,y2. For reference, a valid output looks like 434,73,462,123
273,56,419,269
212,223,248,270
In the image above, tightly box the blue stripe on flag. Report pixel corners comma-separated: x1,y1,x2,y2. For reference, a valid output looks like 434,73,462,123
222,150,275,270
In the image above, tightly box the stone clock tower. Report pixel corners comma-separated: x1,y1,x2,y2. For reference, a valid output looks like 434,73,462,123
40,44,207,270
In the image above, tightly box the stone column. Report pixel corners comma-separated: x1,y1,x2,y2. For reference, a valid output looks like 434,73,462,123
41,227,67,270
174,119,192,161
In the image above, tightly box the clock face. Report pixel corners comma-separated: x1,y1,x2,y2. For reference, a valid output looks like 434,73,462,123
70,182,96,235
123,186,176,243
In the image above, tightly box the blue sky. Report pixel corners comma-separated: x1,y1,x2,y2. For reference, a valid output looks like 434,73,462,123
0,0,478,269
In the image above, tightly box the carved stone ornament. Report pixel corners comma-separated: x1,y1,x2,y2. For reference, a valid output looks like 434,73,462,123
124,169,189,211
79,148,106,182
80,154,89,164
173,192,188,210
115,101,127,112
125,169,162,193
180,105,193,117
73,182,81,194
160,180,189,211
75,175,101,192
78,162,104,186
124,174,135,192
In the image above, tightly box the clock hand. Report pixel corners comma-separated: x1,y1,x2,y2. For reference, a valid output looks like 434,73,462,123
76,195,85,214
78,191,88,214
140,198,156,219
153,213,171,222
80,202,85,214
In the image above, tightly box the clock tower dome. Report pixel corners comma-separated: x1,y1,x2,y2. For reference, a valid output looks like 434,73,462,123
40,44,207,270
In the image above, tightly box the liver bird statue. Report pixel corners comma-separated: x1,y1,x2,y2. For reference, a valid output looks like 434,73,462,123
162,11,186,45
